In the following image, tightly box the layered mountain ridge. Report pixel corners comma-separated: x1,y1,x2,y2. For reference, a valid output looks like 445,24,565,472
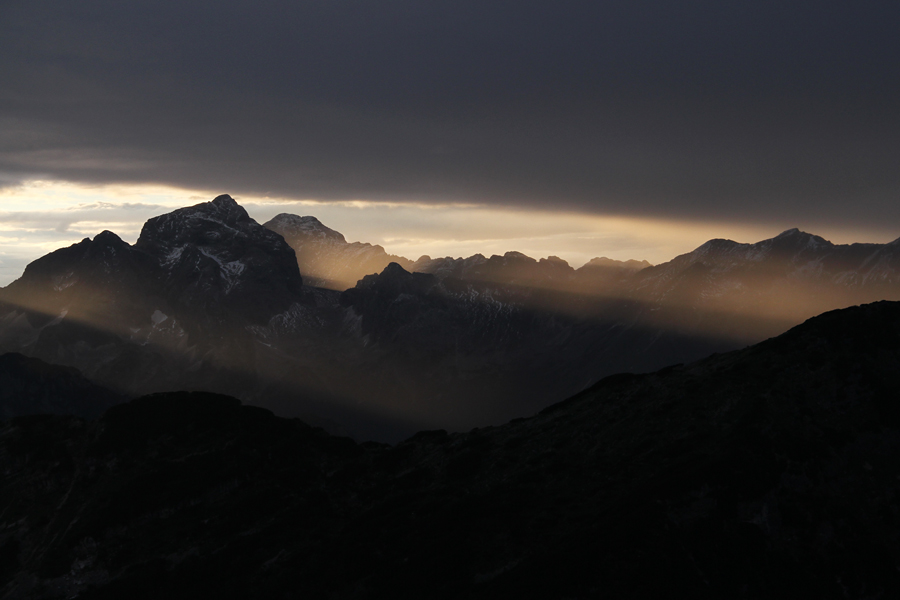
261,211,653,291
1,195,898,440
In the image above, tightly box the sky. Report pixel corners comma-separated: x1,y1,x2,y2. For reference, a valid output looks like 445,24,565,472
1,1,899,285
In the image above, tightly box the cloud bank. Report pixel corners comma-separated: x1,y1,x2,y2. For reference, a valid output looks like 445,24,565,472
1,1,898,230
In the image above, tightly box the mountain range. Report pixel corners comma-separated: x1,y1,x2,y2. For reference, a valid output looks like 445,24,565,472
263,211,651,292
1,195,899,440
2,195,900,598
2,300,899,598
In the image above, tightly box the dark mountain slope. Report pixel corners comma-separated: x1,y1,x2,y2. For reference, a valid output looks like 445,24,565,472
339,262,728,433
0,353,122,420
2,301,900,599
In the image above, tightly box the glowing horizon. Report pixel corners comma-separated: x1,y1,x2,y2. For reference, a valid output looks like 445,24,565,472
1,179,897,287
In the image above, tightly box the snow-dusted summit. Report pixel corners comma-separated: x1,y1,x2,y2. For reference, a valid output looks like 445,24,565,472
137,195,303,324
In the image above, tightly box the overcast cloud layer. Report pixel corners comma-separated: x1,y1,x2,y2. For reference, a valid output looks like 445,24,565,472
1,1,899,228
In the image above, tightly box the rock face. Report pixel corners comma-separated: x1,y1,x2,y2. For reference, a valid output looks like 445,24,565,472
2,195,304,332
2,301,900,599
0,196,315,404
264,213,412,290
137,195,304,326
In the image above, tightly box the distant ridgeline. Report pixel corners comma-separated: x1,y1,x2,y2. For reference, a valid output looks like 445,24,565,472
2,301,900,598
0,195,899,440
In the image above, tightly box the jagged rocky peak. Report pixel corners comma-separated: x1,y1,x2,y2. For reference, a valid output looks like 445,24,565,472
135,194,259,254
583,257,651,270
367,261,425,286
540,255,571,267
5,229,149,297
769,227,832,249
340,262,443,339
264,214,347,244
134,195,304,322
349,262,438,296
0,227,162,333
686,229,836,265
495,250,537,265
776,227,801,237
691,237,745,257
537,256,575,278
92,229,128,247
74,230,142,272
380,261,408,277
208,193,251,220
135,195,296,268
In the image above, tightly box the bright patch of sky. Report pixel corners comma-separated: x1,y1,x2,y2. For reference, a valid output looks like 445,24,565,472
0,180,895,287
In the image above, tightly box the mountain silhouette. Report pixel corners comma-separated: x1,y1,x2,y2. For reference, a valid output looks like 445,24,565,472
1,196,899,440
2,300,899,598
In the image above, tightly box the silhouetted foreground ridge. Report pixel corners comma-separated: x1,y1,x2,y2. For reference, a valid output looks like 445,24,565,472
2,302,900,599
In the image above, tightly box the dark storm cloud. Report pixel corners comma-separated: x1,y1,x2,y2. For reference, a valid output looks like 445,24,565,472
1,1,899,227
